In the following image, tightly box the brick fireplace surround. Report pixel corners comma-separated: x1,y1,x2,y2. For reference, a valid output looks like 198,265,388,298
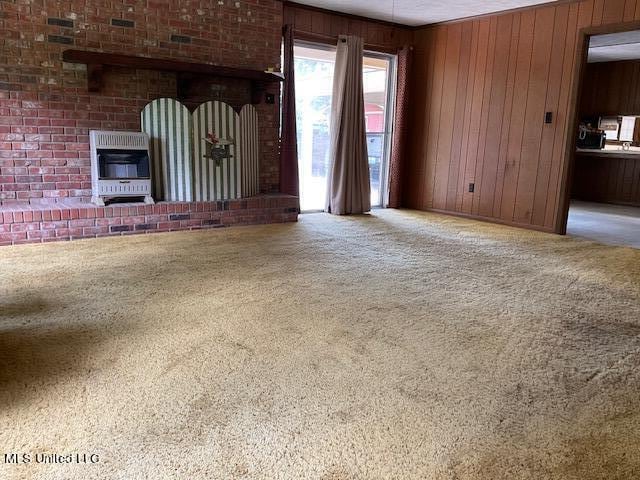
0,196,299,246
1,0,295,245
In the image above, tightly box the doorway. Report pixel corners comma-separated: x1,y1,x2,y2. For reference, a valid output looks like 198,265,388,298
293,42,396,212
563,26,640,248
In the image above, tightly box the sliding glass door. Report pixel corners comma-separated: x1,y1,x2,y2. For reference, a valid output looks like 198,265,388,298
363,52,396,208
293,42,396,211
293,43,335,211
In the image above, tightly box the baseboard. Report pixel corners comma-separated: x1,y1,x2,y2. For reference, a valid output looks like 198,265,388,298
413,207,559,235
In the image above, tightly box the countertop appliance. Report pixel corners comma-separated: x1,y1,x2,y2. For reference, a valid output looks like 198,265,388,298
598,116,620,141
577,125,606,150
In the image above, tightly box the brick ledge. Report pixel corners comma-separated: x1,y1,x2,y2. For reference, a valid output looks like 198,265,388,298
0,194,299,246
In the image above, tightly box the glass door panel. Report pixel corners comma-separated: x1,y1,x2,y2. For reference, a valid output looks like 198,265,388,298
294,43,336,211
363,53,395,207
293,42,396,211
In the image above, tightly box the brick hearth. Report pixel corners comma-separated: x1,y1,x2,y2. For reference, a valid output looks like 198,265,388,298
0,194,298,246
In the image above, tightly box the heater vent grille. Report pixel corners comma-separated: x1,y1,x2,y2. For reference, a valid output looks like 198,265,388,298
92,131,148,149
98,181,152,195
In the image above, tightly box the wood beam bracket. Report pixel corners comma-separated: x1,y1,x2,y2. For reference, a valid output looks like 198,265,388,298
87,63,104,93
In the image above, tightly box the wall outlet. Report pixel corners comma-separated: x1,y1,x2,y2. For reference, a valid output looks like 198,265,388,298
469,183,475,193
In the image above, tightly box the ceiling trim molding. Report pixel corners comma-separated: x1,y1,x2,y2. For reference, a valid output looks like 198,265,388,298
292,29,400,54
414,0,580,29
284,0,640,32
580,19,640,37
282,1,414,30
284,0,585,30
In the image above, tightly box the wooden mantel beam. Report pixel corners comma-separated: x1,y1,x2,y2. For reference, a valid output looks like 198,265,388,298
62,50,283,82
62,50,283,101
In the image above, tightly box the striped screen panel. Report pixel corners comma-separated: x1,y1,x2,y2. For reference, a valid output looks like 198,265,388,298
239,105,260,197
192,101,241,201
141,98,193,201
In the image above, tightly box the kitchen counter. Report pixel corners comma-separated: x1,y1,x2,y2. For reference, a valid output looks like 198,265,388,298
576,147,640,157
573,148,640,207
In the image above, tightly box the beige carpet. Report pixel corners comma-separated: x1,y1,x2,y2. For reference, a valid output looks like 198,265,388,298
1,209,639,480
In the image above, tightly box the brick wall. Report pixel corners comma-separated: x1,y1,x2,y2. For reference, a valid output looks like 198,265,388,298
0,0,283,206
0,194,298,245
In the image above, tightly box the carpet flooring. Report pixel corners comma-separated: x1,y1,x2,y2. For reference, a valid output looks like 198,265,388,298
1,209,639,480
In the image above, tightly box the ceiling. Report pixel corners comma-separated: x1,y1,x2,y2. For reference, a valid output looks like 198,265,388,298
292,0,558,27
588,31,640,63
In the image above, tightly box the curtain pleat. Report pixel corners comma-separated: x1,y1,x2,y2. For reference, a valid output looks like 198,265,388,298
325,35,371,215
279,24,299,198
388,46,412,208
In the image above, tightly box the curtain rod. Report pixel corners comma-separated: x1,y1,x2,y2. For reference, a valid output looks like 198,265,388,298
292,29,399,55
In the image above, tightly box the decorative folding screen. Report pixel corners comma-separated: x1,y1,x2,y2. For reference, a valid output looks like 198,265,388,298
141,98,193,201
192,101,241,201
141,99,259,202
239,105,260,198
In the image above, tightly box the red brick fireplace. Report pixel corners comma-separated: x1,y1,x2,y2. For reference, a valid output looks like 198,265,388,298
1,0,294,245
0,196,298,245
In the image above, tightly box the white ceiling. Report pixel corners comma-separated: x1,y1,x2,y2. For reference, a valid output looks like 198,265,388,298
293,0,558,26
588,31,640,63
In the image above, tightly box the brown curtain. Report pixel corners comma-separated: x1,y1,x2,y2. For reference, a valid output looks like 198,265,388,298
279,24,299,197
388,46,412,208
325,35,371,215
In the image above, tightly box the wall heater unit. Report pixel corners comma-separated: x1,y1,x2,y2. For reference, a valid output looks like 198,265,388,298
90,130,154,206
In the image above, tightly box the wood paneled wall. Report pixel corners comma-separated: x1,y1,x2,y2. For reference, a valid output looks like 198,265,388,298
573,153,640,206
405,0,640,233
580,60,640,116
282,2,413,52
